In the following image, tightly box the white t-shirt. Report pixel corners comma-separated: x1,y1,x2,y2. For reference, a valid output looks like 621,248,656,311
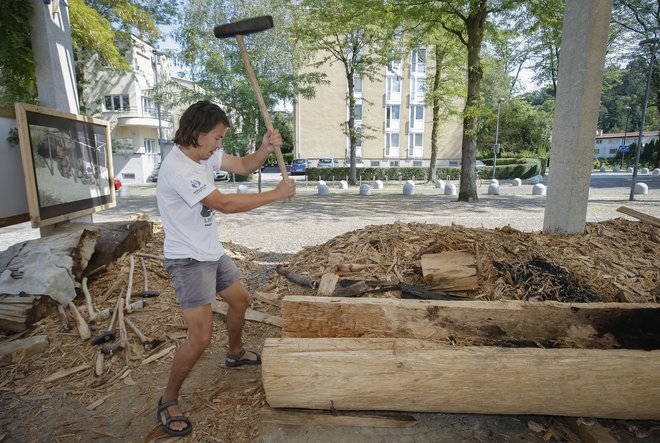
156,146,225,261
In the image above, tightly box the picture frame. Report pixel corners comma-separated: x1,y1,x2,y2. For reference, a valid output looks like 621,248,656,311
14,103,116,228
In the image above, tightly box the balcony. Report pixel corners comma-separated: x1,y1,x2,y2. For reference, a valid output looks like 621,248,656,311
111,109,174,129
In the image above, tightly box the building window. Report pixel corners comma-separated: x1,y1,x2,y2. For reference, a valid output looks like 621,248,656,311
410,105,424,129
385,132,400,156
353,75,363,94
410,77,426,102
389,160,399,167
596,139,603,144
104,95,130,112
409,132,423,156
122,172,136,180
608,148,618,155
142,97,155,116
411,48,426,74
386,75,401,102
386,105,400,129
145,139,157,154
354,104,363,122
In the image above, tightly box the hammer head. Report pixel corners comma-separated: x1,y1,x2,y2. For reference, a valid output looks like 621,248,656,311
214,15,273,39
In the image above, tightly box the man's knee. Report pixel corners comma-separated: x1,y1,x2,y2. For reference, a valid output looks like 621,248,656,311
188,329,212,352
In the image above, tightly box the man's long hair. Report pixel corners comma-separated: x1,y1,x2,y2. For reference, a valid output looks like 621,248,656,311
173,101,230,148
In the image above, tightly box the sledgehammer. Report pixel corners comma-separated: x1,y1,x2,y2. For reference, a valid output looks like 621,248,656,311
213,16,289,182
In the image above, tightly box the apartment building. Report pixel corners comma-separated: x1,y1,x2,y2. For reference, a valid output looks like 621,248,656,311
82,36,188,183
594,130,658,159
294,47,463,167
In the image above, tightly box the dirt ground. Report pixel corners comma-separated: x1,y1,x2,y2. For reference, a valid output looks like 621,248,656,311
1,219,659,442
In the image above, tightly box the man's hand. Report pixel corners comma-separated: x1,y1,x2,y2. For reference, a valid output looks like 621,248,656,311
275,179,296,200
261,129,282,153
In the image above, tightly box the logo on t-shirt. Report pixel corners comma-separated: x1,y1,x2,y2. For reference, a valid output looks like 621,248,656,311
201,205,214,226
191,179,207,195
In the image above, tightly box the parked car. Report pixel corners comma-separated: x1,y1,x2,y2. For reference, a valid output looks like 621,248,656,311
317,158,335,168
214,170,229,181
290,158,308,175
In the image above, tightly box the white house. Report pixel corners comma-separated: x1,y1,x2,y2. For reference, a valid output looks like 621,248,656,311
82,36,196,183
594,130,658,159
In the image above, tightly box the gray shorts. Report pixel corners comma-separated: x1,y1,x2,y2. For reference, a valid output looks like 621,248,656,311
164,254,242,309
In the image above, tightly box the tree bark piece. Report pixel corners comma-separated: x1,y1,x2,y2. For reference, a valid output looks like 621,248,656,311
280,296,660,349
212,300,282,328
0,335,49,361
420,251,478,291
564,417,618,443
317,273,339,296
262,337,660,419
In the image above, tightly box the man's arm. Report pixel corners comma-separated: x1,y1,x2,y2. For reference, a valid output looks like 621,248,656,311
221,129,281,176
200,178,295,214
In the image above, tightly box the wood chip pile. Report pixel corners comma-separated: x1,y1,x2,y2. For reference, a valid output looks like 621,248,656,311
271,219,659,304
1,217,658,441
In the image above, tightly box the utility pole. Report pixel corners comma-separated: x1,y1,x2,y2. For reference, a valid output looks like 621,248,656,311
492,99,503,179
620,106,631,169
152,49,166,164
629,37,658,201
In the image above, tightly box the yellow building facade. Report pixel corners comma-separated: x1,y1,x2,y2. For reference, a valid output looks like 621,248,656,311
294,47,464,167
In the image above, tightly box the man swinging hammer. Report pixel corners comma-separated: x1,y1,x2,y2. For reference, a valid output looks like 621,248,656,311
155,100,295,436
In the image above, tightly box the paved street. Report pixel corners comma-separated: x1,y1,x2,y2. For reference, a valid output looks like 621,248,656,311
1,171,658,253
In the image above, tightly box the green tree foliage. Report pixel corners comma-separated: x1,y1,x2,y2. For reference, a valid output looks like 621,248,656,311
281,0,399,184
0,0,37,106
175,0,312,157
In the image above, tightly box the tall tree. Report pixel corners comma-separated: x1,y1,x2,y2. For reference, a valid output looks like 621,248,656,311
174,0,314,158
283,0,398,185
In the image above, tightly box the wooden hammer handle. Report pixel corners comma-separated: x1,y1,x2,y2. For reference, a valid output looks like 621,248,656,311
235,34,289,181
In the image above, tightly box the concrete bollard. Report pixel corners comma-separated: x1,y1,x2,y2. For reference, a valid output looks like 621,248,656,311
490,179,499,187
374,180,384,190
359,184,372,196
530,176,541,185
532,184,546,196
613,167,620,172
599,166,606,172
434,179,445,190
641,168,649,174
237,184,249,194
405,179,415,186
512,178,522,187
444,183,457,196
318,180,326,187
338,180,348,190
488,183,500,195
634,183,648,195
653,168,660,175
627,167,634,173
318,184,330,196
403,182,415,196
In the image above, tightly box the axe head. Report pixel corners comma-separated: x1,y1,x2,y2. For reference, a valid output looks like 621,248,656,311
214,15,274,39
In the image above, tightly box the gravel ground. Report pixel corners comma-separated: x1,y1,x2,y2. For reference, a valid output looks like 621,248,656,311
1,172,659,253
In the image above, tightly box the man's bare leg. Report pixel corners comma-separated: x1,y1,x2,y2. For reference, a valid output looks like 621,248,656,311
218,280,258,363
159,304,213,432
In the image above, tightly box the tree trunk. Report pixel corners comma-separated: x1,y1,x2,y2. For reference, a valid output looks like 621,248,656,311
457,2,487,202
346,69,357,185
428,45,444,182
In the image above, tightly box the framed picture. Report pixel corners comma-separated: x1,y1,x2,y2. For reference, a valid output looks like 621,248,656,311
14,103,116,228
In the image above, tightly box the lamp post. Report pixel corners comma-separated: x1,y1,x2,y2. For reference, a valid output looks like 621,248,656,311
152,49,166,164
620,106,631,169
629,37,658,201
492,99,503,179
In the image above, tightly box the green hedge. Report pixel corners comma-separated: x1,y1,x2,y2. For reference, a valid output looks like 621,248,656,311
307,167,462,182
480,157,546,179
308,158,545,182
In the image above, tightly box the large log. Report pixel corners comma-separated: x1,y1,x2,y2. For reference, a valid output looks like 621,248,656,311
262,337,660,419
281,296,660,349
